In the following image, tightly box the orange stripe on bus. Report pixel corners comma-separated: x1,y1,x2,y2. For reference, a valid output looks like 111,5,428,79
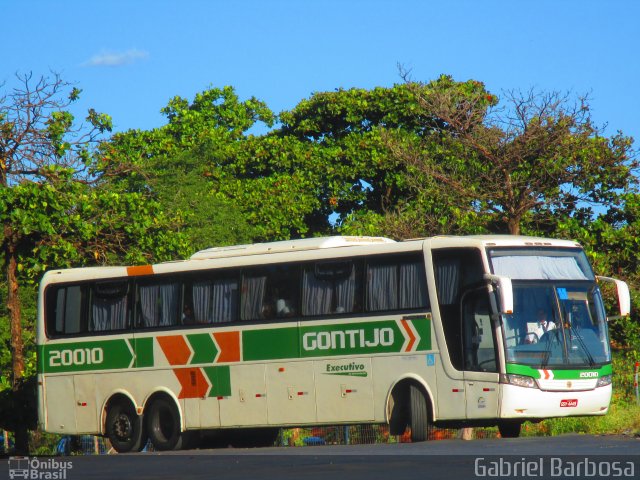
174,368,208,399
126,265,154,276
157,335,192,365
213,331,241,363
400,319,417,352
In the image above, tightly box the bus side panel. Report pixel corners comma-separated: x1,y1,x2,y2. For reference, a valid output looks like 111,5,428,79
219,364,267,426
266,361,317,425
73,374,98,433
43,375,76,434
314,357,374,423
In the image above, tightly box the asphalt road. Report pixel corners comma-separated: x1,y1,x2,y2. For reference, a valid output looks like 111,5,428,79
4,434,640,480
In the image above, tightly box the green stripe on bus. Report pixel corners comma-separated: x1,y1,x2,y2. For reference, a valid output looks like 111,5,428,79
40,339,134,373
505,363,612,379
187,333,218,364
132,337,154,368
243,327,300,361
299,320,404,358
411,317,431,351
203,366,232,397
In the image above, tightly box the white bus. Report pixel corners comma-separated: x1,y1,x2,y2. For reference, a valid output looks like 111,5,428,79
37,235,631,452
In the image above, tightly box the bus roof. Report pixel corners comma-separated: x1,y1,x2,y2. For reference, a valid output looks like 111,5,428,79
430,235,581,249
190,236,396,260
40,234,583,284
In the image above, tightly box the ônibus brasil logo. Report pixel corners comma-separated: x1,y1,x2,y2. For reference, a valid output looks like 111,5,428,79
8,457,72,480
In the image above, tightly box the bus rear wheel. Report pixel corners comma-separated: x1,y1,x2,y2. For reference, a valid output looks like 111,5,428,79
106,401,146,453
146,397,189,451
409,384,429,442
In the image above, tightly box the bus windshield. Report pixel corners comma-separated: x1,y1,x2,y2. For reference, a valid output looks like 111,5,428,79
500,283,610,367
489,247,610,368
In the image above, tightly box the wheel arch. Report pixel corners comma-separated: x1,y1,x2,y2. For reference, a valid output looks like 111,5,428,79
101,390,139,435
142,388,185,432
385,374,436,429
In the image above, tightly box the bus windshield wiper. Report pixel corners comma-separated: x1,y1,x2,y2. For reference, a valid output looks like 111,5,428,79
568,321,596,367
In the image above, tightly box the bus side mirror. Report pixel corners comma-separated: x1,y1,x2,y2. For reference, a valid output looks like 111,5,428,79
484,274,514,315
596,276,631,318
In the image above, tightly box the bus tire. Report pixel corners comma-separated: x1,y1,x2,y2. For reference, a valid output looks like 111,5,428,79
106,401,146,453
146,396,186,451
409,384,429,442
498,421,522,438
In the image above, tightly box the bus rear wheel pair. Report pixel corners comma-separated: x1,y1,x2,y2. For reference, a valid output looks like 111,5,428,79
106,396,191,453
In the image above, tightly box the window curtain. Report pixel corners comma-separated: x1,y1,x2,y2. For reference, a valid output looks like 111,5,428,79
139,285,160,327
139,283,179,327
335,268,356,313
159,284,179,326
367,264,398,311
492,256,588,280
241,275,267,320
400,262,427,309
211,279,238,323
302,269,333,316
91,295,127,331
193,281,213,323
435,258,460,305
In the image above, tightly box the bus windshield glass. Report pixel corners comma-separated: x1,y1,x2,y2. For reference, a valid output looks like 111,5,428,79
489,247,594,281
489,248,610,368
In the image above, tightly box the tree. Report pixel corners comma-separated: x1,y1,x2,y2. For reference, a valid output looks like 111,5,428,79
0,73,107,452
388,75,637,236
0,73,189,453
99,86,274,248
0,73,110,389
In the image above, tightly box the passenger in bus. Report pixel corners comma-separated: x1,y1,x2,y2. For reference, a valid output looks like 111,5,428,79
182,304,195,324
525,309,555,344
262,302,276,319
276,297,295,317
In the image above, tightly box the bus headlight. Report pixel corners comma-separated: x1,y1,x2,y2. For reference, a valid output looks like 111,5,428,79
596,375,612,388
500,374,538,389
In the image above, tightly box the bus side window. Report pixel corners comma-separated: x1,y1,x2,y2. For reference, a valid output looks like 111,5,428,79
47,285,85,336
302,261,361,316
137,281,181,328
366,256,428,312
90,281,130,332
187,277,239,324
241,265,300,321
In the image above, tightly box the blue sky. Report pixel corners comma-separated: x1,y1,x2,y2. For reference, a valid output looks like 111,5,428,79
2,1,639,147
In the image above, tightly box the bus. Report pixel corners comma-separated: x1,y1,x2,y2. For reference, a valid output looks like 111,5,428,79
36,235,631,452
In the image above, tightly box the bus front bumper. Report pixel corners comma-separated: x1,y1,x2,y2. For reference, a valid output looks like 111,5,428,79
499,384,612,419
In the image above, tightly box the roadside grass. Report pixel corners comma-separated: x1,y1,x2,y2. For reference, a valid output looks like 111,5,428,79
521,403,640,437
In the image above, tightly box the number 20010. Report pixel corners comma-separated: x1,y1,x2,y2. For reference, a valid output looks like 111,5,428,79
49,348,104,367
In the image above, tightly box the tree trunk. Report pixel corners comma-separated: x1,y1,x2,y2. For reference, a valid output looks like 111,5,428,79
507,216,521,236
5,234,24,385
4,226,29,454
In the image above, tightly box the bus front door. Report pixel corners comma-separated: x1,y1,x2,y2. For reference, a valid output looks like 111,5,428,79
461,289,500,419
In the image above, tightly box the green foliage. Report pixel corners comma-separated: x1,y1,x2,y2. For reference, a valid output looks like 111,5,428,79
151,149,256,252
100,85,276,245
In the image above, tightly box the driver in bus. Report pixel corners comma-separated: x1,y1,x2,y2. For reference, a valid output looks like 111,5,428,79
524,309,556,344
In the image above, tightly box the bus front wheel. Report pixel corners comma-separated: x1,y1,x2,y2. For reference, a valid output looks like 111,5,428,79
106,401,146,453
409,384,429,442
498,421,522,438
146,397,188,451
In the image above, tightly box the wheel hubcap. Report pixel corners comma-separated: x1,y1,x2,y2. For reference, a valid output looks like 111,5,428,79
114,413,132,440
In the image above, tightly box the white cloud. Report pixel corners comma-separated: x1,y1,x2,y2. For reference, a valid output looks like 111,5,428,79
82,49,149,67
